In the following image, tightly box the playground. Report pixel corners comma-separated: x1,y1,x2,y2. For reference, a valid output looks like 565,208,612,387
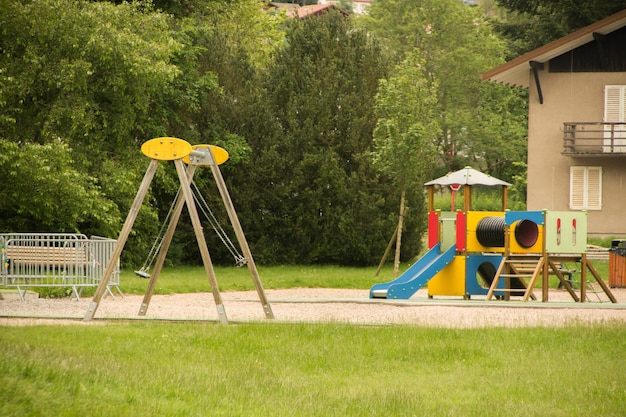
2,139,625,326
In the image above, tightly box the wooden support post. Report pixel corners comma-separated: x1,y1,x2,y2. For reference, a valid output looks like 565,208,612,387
427,186,434,212
374,223,399,279
542,255,549,302
207,151,273,319
393,190,406,278
175,159,228,324
548,259,580,302
541,210,549,302
84,159,159,322
464,185,472,212
580,253,587,302
138,164,198,316
504,221,511,301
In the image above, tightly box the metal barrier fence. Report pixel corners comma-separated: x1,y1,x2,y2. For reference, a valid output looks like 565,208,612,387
0,233,121,300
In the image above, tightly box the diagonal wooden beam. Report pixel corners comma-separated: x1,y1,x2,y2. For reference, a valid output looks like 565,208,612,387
138,163,198,316
84,159,159,322
175,159,228,324
206,150,274,319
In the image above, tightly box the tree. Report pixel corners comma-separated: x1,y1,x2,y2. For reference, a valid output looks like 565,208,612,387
372,52,440,273
0,0,182,264
363,0,527,186
0,138,119,233
493,0,626,57
241,10,402,265
0,0,181,151
148,0,287,264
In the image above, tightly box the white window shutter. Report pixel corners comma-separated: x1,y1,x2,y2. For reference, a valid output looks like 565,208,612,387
569,166,585,210
586,167,602,210
604,85,626,123
570,166,602,210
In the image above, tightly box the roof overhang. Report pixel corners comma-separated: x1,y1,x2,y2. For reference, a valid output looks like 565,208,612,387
481,9,626,87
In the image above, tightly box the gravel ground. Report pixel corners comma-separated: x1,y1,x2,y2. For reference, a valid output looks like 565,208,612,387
1,287,625,328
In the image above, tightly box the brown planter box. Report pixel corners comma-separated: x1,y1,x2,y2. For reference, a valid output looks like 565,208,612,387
609,240,626,288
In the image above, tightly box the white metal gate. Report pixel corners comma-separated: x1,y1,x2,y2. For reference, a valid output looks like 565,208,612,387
1,233,121,300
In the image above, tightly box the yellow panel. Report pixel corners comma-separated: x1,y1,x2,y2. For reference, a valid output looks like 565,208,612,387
183,144,229,166
141,137,192,161
465,211,505,253
510,222,543,253
428,256,466,297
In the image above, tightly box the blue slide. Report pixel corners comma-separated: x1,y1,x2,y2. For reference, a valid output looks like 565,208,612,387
369,243,456,299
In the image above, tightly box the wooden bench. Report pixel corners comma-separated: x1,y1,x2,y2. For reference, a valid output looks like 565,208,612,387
5,245,88,267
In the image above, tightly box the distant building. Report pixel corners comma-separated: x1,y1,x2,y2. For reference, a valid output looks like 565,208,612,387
267,2,349,18
317,1,371,15
482,9,626,237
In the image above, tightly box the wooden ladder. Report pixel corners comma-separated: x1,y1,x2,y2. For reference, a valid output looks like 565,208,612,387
487,255,543,301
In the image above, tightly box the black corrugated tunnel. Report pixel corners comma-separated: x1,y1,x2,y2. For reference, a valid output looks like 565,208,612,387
476,217,505,247
514,219,539,248
476,217,539,249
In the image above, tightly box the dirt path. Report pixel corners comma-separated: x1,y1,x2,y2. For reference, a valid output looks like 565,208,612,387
1,288,625,328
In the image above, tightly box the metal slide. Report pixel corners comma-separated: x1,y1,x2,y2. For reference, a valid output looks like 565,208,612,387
370,243,457,299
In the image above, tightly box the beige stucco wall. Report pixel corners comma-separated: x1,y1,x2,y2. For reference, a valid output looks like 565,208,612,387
527,68,626,236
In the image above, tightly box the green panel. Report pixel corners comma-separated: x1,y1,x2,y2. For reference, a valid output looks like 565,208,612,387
440,212,457,252
545,211,587,253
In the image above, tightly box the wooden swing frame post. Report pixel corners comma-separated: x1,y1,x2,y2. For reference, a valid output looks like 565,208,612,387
84,159,159,322
206,149,274,319
138,163,197,316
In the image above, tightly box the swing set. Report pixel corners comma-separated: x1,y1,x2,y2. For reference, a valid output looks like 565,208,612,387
134,179,246,279
83,138,273,323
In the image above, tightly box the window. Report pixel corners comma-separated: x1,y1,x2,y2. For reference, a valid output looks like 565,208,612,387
604,85,626,152
604,85,626,122
570,166,602,210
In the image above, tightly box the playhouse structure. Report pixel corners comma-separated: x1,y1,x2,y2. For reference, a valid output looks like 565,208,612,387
370,167,616,303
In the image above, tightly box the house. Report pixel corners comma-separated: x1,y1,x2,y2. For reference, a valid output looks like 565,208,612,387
317,0,371,15
265,2,298,15
482,9,626,237
266,2,349,18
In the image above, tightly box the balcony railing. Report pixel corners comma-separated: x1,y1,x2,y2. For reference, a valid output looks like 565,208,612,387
563,122,626,156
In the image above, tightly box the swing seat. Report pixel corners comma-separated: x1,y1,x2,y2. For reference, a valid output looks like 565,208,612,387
134,270,151,279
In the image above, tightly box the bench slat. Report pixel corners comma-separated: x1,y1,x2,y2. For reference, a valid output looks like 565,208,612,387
5,246,88,266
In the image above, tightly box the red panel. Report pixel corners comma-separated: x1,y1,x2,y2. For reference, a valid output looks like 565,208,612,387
456,211,466,251
428,211,439,248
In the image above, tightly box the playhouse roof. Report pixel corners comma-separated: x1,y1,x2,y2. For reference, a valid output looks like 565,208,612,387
424,166,511,187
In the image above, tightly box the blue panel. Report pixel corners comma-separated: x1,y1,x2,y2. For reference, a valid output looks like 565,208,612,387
505,211,544,226
465,254,505,296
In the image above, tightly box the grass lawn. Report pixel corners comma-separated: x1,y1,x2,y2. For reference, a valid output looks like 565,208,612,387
118,264,386,295
3,261,622,416
1,322,625,417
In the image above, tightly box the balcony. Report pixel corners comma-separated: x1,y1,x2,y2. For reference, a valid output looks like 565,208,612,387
563,122,626,156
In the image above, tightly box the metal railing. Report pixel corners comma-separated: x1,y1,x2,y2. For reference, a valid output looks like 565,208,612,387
1,233,121,300
563,122,626,155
